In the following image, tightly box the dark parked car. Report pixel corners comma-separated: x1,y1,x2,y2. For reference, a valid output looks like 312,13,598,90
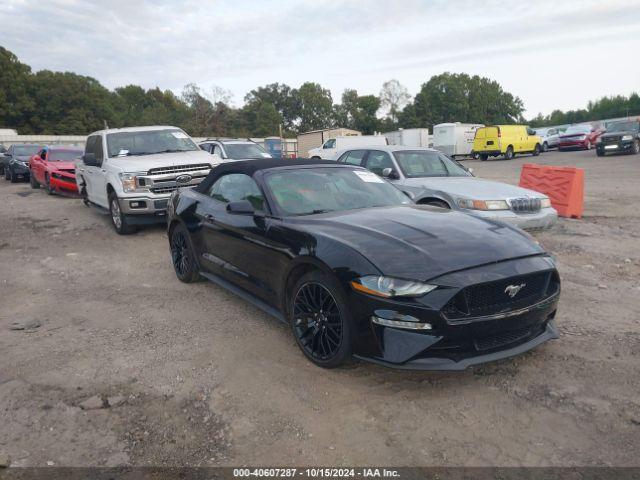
167,159,560,370
596,120,640,156
1,144,40,182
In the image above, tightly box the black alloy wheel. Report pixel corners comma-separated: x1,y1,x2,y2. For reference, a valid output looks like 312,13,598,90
532,144,541,156
290,271,352,368
633,139,640,155
170,223,201,283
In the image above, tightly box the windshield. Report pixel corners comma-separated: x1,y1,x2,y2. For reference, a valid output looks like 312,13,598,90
393,150,471,178
607,121,639,132
224,143,270,159
48,150,82,161
564,125,591,135
106,129,198,157
15,145,39,156
264,167,411,216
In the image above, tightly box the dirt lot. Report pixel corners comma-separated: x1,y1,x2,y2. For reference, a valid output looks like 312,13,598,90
0,149,639,467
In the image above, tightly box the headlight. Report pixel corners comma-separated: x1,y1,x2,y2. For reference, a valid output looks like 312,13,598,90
541,198,552,208
622,135,633,141
119,172,147,193
457,199,510,210
351,276,437,298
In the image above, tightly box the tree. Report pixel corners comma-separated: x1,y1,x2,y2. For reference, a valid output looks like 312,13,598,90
379,79,410,125
244,83,299,133
408,72,524,128
181,83,215,136
294,82,334,133
333,89,381,134
0,47,35,131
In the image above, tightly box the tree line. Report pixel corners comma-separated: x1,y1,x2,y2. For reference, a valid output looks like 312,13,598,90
1,46,638,138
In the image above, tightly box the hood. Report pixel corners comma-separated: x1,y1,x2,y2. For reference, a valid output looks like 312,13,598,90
48,161,76,171
560,132,587,139
291,205,544,281
106,150,214,172
601,130,637,138
401,176,546,200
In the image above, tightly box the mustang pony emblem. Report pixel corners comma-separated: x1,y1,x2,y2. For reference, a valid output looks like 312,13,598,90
505,283,526,298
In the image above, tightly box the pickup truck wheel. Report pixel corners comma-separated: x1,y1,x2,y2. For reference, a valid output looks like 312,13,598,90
108,192,137,235
170,223,203,283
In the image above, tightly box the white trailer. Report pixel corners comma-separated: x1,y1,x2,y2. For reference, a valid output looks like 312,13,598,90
384,128,431,148
433,122,484,158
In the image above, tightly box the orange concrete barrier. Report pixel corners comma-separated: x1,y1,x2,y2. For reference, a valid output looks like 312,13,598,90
519,164,584,219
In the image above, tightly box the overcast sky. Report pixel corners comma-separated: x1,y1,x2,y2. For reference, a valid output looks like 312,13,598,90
1,0,639,117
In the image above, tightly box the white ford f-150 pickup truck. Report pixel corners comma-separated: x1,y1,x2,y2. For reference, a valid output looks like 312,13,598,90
76,125,220,234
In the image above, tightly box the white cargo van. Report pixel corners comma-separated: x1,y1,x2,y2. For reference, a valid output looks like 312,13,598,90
308,135,387,160
433,122,484,158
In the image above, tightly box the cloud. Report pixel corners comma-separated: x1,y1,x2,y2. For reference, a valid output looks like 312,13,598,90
0,0,639,116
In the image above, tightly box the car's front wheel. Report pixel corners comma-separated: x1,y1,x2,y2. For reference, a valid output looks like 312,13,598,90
504,146,514,160
632,139,640,155
290,270,352,368
170,222,202,283
108,192,137,235
542,142,549,152
532,143,541,156
30,171,40,189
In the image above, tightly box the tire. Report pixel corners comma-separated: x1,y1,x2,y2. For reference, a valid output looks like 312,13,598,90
169,222,203,283
45,173,55,195
420,199,450,209
472,152,480,160
596,150,605,157
632,139,640,155
108,192,137,235
30,171,40,189
9,168,17,183
504,146,514,160
289,270,352,368
542,142,549,152
532,143,541,156
480,154,489,161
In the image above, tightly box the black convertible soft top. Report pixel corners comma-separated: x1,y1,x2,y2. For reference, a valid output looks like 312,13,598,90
196,158,346,193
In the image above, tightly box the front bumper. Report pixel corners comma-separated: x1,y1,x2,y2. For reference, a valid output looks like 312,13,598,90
119,194,170,216
596,140,635,155
346,255,560,371
558,140,587,150
469,207,558,230
10,162,30,177
50,173,79,194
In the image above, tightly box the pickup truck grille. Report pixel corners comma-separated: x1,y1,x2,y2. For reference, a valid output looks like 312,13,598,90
140,163,212,195
509,197,541,213
147,164,210,176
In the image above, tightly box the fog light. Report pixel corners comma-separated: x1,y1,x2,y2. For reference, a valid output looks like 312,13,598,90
371,316,432,330
129,201,146,209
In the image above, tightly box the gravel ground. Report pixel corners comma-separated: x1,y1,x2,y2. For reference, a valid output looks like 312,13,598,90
0,149,638,467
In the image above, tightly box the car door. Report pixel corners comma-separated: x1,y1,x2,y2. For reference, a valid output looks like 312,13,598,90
197,173,278,302
79,135,107,206
32,148,46,183
363,150,396,179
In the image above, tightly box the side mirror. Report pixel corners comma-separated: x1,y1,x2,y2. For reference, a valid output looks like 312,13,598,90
382,167,399,180
227,200,255,215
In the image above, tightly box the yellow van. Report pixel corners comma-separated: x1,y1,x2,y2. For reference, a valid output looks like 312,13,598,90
472,125,542,160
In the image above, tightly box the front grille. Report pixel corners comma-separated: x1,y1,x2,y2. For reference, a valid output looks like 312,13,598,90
510,197,541,213
602,136,620,143
147,163,210,176
52,173,76,183
474,327,532,351
150,186,178,195
442,271,559,321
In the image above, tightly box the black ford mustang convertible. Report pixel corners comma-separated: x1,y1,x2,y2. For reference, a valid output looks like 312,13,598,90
167,159,560,370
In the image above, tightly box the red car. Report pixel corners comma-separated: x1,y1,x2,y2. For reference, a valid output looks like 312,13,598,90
558,124,604,151
29,146,83,195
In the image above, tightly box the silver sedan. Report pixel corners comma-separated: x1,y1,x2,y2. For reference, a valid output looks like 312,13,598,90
336,146,558,230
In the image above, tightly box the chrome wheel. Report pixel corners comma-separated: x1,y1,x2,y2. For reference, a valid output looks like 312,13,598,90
111,198,122,229
292,282,343,361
